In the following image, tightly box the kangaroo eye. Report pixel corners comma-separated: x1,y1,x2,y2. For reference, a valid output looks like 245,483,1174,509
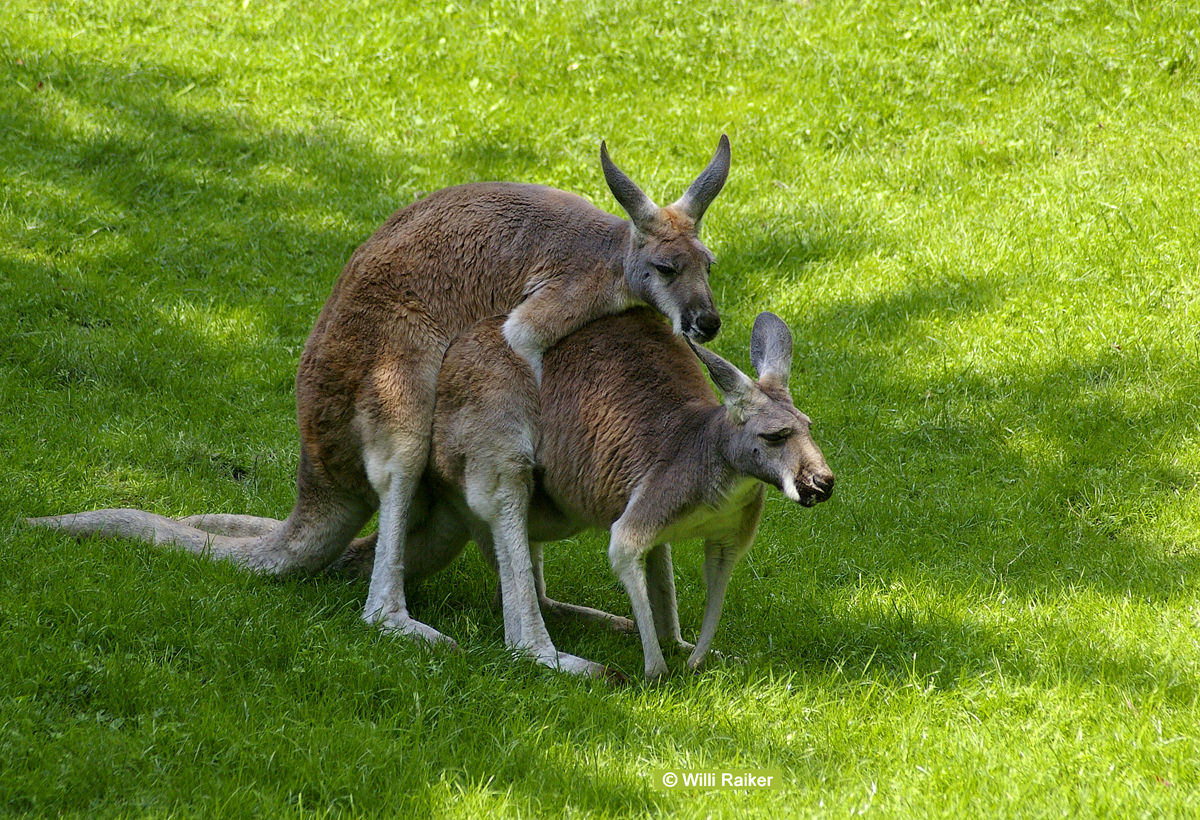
651,262,677,278
759,430,792,445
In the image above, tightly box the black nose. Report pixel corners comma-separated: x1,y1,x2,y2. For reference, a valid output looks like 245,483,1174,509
810,473,835,498
688,312,721,342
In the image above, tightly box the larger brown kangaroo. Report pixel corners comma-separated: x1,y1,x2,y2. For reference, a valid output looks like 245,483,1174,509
28,137,732,657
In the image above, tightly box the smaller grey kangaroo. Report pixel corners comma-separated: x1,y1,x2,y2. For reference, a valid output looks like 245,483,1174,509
336,308,836,678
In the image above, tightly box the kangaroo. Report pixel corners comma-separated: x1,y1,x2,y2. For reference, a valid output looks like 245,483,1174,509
334,307,836,679
27,137,732,657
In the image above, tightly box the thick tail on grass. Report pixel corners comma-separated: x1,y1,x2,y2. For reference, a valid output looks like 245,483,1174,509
179,513,283,538
26,503,369,576
29,509,235,548
25,509,293,573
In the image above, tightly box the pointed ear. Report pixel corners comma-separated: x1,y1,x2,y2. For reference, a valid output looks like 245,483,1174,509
749,312,793,388
671,134,731,227
687,338,754,421
601,140,658,230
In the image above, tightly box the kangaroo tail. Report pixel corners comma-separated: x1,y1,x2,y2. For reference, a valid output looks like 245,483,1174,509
179,513,283,538
26,505,366,576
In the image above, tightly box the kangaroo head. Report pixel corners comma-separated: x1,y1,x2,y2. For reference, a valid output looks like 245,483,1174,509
601,135,730,343
689,312,836,508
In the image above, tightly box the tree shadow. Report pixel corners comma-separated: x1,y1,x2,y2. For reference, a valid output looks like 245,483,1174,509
7,43,1200,818
451,136,546,183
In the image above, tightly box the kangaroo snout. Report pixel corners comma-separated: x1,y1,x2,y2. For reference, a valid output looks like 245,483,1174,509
684,310,721,343
797,470,835,507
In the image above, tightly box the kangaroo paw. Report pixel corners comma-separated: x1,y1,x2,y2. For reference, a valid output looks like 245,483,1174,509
528,647,621,681
368,609,459,650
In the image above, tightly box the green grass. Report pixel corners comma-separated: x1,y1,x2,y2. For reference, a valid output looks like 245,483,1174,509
4,0,1200,816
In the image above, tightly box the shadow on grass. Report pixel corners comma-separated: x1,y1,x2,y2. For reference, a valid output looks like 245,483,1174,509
7,44,1200,818
451,136,546,182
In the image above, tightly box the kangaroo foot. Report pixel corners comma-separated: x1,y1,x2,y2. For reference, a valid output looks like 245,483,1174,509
367,608,459,649
540,597,638,634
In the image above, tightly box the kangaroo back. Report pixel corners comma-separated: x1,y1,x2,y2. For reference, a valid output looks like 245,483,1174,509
534,308,718,525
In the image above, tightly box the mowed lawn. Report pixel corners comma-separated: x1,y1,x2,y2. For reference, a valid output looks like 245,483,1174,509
3,0,1200,817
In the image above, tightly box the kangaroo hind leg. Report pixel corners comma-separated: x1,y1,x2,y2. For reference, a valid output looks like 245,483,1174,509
436,316,610,677
358,342,464,647
360,427,455,645
465,455,609,678
530,542,637,635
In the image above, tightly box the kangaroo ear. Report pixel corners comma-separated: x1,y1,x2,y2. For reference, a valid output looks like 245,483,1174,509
749,312,793,388
687,338,755,421
671,134,731,227
601,140,658,230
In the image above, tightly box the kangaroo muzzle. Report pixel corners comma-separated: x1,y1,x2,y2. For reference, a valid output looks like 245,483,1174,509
683,310,721,343
795,470,835,508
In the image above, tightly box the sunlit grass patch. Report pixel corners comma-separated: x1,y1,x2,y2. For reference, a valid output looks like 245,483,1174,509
4,0,1200,817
